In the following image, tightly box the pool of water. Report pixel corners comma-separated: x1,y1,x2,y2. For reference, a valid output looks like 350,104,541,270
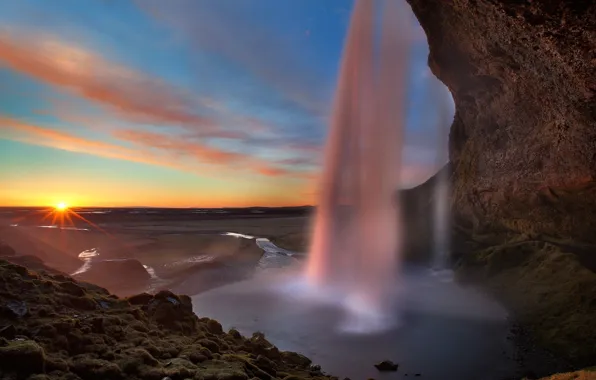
192,265,517,380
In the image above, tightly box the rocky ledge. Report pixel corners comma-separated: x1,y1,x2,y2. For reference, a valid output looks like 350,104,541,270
0,259,333,380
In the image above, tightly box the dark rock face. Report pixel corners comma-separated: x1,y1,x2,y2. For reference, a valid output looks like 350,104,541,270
407,0,596,244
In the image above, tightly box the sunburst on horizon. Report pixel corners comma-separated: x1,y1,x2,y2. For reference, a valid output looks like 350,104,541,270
55,202,68,212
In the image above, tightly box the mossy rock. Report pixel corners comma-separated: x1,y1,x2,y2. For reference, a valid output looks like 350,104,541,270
70,357,123,380
0,259,336,380
0,340,46,375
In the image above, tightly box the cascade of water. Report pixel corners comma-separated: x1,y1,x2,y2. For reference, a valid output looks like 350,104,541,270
431,86,453,272
305,0,412,331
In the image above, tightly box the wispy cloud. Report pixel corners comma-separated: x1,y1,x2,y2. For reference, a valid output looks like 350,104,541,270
0,116,303,178
137,0,329,116
0,28,239,138
0,116,170,168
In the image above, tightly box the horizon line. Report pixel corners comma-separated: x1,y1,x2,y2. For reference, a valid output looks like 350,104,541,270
0,205,316,209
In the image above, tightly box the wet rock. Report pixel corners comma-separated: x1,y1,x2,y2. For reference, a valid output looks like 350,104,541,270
0,340,46,375
2,300,28,318
374,360,399,372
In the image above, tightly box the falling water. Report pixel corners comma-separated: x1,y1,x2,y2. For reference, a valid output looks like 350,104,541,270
431,89,452,272
306,0,411,332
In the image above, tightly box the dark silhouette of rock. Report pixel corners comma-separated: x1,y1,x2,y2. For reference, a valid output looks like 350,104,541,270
374,360,399,372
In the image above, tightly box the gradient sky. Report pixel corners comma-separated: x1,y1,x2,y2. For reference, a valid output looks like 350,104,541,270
0,0,453,208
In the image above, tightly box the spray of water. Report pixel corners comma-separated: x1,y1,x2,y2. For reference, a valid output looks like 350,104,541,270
306,0,412,333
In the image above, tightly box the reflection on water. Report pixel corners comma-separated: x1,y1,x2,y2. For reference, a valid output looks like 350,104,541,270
38,225,90,231
78,248,100,259
143,265,159,280
164,255,213,268
222,232,255,239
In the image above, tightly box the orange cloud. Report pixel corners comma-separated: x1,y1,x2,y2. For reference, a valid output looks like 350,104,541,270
0,29,224,135
0,116,178,170
0,115,301,180
112,129,295,177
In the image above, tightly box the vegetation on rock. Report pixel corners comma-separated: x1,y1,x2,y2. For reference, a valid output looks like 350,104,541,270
0,258,334,380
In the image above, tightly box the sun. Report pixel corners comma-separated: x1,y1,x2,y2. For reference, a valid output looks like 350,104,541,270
55,202,68,211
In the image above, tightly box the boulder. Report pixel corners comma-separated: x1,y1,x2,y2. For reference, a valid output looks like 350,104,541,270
374,360,399,372
0,340,46,375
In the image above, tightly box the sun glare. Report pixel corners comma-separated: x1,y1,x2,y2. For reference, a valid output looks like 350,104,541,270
55,202,68,211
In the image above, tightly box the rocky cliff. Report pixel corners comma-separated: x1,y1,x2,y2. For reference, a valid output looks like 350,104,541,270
406,0,596,244
404,0,596,370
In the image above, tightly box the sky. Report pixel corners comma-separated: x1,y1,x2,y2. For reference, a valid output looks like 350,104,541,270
0,0,453,208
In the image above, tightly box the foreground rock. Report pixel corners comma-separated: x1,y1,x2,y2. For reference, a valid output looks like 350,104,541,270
0,259,334,380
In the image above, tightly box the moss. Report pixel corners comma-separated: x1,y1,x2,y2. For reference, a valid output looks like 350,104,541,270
0,340,46,375
70,357,123,380
0,259,333,380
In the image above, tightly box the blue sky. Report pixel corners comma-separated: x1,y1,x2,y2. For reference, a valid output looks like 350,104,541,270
0,0,453,207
